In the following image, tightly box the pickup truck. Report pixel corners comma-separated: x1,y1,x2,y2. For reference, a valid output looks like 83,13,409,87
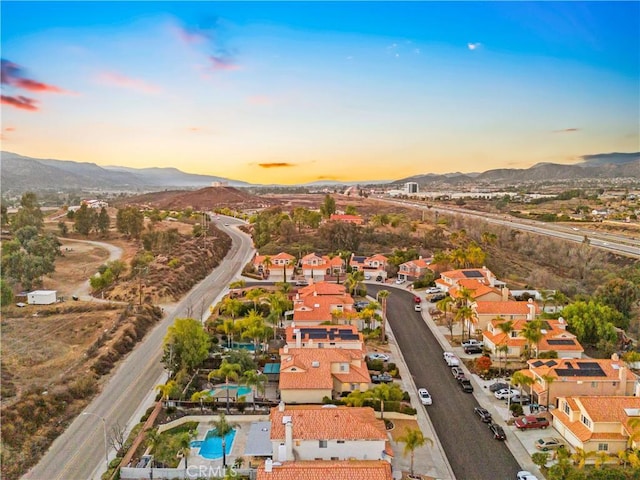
371,373,393,384
461,339,484,348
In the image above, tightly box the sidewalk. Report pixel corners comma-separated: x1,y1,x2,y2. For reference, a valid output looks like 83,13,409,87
412,290,545,479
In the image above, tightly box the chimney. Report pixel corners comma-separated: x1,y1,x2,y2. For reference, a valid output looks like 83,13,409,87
558,317,566,330
265,459,273,472
295,329,302,348
285,421,293,461
278,401,285,412
283,345,289,354
501,287,509,302
527,299,536,321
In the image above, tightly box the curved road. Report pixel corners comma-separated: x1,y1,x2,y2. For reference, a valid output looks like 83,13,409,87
25,218,255,480
369,284,522,480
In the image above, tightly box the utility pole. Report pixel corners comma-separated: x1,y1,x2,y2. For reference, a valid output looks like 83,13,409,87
134,266,148,306
81,412,109,473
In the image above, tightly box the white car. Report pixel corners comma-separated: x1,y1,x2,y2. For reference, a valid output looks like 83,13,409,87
414,304,422,312
367,353,390,362
425,287,442,294
364,274,371,280
494,388,520,400
395,278,405,284
418,388,432,405
443,351,455,360
517,471,539,480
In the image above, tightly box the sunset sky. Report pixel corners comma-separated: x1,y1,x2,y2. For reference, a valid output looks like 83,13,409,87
1,1,638,185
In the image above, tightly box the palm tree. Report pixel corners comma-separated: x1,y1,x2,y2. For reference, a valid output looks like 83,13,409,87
594,450,610,468
246,288,265,310
454,305,474,342
436,295,455,338
229,280,246,290
209,360,242,414
571,447,595,469
145,428,161,470
397,428,433,477
377,290,390,343
262,256,273,279
511,371,535,402
369,383,393,420
552,290,568,312
209,413,239,469
345,270,364,296
522,319,543,359
541,374,556,410
220,297,243,325
627,416,640,449
276,281,292,295
221,319,237,348
176,429,196,470
242,369,267,411
155,380,178,404
496,319,514,375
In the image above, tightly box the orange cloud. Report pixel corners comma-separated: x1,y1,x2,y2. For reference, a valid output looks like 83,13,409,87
13,78,65,93
258,162,295,168
96,71,162,94
1,95,39,111
5,126,16,131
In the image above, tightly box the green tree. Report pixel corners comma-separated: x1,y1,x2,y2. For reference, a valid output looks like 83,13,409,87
241,369,267,411
541,374,556,410
105,260,126,281
11,192,44,232
320,194,336,218
344,205,357,215
1,278,14,305
595,278,639,320
208,360,242,414
571,447,595,469
397,428,433,477
531,452,550,470
97,207,110,236
220,296,243,325
522,319,544,359
496,319,514,375
436,295,455,339
511,371,535,400
176,430,196,470
563,300,621,345
208,414,238,468
74,204,95,236
163,318,211,374
155,380,180,402
377,290,390,342
116,206,144,239
455,305,474,342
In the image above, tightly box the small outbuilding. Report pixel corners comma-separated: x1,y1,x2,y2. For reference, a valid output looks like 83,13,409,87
27,290,57,305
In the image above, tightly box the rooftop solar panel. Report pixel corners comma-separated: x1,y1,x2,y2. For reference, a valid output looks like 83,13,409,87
547,339,576,346
462,270,484,278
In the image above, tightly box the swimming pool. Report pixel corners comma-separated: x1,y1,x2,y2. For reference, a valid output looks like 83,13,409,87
191,427,236,460
210,384,252,398
231,342,255,351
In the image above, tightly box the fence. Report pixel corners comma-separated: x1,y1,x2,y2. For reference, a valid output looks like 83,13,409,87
120,466,257,479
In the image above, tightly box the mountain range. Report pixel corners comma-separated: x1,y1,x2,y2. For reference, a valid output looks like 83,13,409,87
1,150,638,196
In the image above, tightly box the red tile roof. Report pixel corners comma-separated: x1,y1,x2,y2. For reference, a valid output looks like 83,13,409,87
257,460,392,480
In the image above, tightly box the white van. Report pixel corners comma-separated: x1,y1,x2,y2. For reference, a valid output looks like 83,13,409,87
446,355,460,367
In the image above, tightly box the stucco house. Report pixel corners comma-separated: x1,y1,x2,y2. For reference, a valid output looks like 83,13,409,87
269,403,392,462
471,299,539,333
397,256,433,282
551,396,640,457
285,325,364,351
483,317,584,359
254,252,296,281
447,278,506,303
278,347,371,403
257,460,393,480
350,253,389,281
300,253,345,281
516,358,639,408
291,282,357,327
435,267,505,292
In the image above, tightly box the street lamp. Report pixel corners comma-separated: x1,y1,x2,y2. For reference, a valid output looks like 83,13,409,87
82,411,109,472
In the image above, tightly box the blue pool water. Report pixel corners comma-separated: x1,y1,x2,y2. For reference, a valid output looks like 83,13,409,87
210,385,252,397
231,342,255,351
191,428,236,460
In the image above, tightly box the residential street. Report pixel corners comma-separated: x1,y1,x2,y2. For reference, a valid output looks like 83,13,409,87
24,218,255,480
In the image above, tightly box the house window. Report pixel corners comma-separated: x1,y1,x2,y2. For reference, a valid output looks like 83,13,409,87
612,382,618,387
337,440,345,444
563,402,570,415
591,382,597,388
581,415,592,428
511,331,518,338
340,363,348,372
319,440,327,448
331,457,339,460
598,443,609,451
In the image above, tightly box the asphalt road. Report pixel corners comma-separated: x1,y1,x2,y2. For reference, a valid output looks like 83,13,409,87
368,284,522,480
24,217,256,480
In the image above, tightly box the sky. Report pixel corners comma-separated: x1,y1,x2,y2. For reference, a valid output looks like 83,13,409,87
1,1,638,185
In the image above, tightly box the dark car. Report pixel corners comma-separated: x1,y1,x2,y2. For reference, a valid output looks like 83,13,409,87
515,415,550,430
489,423,507,440
430,293,446,302
354,301,369,312
464,345,483,354
489,382,509,393
474,407,493,423
460,379,474,393
371,373,393,384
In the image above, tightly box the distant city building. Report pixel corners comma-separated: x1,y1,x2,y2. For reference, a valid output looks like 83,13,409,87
405,182,419,194
211,181,229,187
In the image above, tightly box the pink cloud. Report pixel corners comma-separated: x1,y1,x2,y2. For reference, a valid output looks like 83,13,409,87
210,55,240,71
96,71,162,94
5,126,16,131
1,95,39,111
1,59,68,94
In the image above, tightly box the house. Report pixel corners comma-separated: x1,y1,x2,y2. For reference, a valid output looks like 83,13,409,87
269,403,392,462
257,460,393,480
300,253,345,281
350,253,389,281
27,290,57,305
254,252,296,281
471,299,539,333
447,278,506,304
516,358,639,408
291,282,357,327
278,347,371,403
551,396,640,456
435,267,504,292
329,214,364,225
483,317,583,359
397,256,433,282
285,325,364,351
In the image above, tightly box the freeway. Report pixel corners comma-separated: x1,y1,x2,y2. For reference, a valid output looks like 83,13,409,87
369,284,523,480
24,217,256,480
385,199,640,259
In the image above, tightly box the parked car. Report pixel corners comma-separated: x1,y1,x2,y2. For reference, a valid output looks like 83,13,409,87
295,280,309,287
413,296,422,303
367,353,390,361
459,379,474,393
489,382,510,393
371,373,393,384
426,287,442,294
494,388,520,400
464,344,483,354
474,407,493,423
514,415,549,430
535,437,566,451
354,301,369,312
443,351,455,361
517,471,539,480
461,339,484,348
489,423,506,440
446,355,460,367
364,274,371,280
429,293,446,302
395,278,405,284
418,388,432,405
451,366,465,380
414,304,422,312
510,394,532,405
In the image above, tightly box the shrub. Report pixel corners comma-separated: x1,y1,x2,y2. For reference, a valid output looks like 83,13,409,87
367,359,384,371
168,258,180,269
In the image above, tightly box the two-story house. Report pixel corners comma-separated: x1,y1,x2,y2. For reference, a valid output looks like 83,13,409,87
397,256,433,282
291,282,357,327
278,347,371,403
516,358,639,408
350,253,389,281
471,299,539,333
285,325,364,351
551,396,640,456
483,317,583,359
435,267,504,292
300,253,344,281
257,460,393,480
254,252,296,281
269,403,392,462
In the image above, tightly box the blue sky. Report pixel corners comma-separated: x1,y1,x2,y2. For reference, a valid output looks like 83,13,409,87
1,1,638,184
